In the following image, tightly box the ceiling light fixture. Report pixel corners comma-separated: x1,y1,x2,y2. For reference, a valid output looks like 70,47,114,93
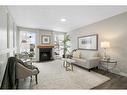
60,18,66,22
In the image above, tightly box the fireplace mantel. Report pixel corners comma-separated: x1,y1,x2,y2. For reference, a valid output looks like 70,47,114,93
37,45,54,48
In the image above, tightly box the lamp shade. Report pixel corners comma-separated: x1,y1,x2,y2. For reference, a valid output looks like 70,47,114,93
101,41,110,48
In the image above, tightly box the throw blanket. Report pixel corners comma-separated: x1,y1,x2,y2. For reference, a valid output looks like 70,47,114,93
1,57,17,89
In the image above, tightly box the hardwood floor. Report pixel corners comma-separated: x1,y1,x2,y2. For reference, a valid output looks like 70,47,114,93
92,68,127,89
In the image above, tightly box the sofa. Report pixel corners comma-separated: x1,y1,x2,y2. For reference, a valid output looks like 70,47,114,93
72,50,100,71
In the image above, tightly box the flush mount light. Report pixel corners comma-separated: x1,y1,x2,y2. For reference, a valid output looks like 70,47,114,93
60,18,66,22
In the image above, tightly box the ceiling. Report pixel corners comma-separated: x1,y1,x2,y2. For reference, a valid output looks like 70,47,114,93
8,6,127,32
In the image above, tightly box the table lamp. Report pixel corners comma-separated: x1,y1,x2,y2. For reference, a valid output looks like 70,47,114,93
101,41,110,60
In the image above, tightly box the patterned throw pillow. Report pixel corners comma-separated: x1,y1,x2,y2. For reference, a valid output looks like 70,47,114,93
72,50,81,58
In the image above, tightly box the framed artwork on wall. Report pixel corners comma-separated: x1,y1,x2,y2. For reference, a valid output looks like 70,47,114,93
41,35,51,44
78,34,98,50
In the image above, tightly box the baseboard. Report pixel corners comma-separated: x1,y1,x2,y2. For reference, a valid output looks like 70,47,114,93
119,72,127,77
99,66,127,77
110,70,127,77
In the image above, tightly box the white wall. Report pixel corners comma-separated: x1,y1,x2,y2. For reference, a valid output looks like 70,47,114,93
69,12,127,76
0,6,17,86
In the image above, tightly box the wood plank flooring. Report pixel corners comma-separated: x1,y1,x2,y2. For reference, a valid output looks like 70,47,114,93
92,68,127,89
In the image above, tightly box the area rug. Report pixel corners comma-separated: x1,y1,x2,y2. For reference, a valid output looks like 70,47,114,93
27,59,110,89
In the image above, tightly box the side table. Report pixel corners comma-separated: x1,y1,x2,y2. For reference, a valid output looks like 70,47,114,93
100,59,117,72
62,58,75,71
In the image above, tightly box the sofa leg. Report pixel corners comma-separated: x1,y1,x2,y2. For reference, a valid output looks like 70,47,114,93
88,69,91,72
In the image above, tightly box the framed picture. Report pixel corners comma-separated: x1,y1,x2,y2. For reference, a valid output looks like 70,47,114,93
78,34,98,50
41,35,51,44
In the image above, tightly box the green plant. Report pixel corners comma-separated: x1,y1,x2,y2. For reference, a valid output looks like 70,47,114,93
62,34,70,58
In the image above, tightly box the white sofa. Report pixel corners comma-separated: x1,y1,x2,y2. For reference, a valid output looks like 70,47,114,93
72,50,100,71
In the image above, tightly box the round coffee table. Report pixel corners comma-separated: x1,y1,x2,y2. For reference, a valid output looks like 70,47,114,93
62,58,75,71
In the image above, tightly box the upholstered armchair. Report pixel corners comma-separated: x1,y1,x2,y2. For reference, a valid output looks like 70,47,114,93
16,59,39,88
16,62,39,86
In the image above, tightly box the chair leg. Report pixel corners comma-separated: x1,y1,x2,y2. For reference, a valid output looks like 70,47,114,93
16,79,19,89
96,66,99,69
35,75,38,84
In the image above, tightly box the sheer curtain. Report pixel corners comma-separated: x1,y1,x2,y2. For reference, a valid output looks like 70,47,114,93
54,33,64,57
19,31,36,53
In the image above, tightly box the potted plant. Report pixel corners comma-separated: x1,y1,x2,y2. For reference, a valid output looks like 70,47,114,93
62,34,70,58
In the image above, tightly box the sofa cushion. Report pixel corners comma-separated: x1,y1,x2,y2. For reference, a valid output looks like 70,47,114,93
72,58,87,63
73,50,81,58
78,50,99,59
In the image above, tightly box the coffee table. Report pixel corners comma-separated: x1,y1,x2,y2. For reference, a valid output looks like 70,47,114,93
62,58,75,71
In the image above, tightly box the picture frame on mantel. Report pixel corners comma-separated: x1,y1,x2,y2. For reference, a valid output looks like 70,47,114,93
41,35,51,44
78,34,98,50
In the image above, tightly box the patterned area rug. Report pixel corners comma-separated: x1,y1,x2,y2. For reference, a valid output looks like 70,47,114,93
19,59,110,89
32,59,110,89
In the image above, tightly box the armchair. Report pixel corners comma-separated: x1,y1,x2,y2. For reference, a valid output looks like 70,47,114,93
16,61,39,88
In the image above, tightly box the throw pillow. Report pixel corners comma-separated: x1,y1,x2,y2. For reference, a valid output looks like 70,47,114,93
73,50,81,58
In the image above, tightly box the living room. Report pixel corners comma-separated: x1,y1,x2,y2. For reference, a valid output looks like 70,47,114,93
1,4,127,91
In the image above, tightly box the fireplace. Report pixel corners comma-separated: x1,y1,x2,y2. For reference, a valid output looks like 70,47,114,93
37,45,54,62
39,48,52,61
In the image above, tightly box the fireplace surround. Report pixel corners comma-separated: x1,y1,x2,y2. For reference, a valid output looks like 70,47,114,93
39,48,52,61
37,45,54,62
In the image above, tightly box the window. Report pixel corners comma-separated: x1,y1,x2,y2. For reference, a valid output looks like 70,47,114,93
54,33,65,57
19,31,36,53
